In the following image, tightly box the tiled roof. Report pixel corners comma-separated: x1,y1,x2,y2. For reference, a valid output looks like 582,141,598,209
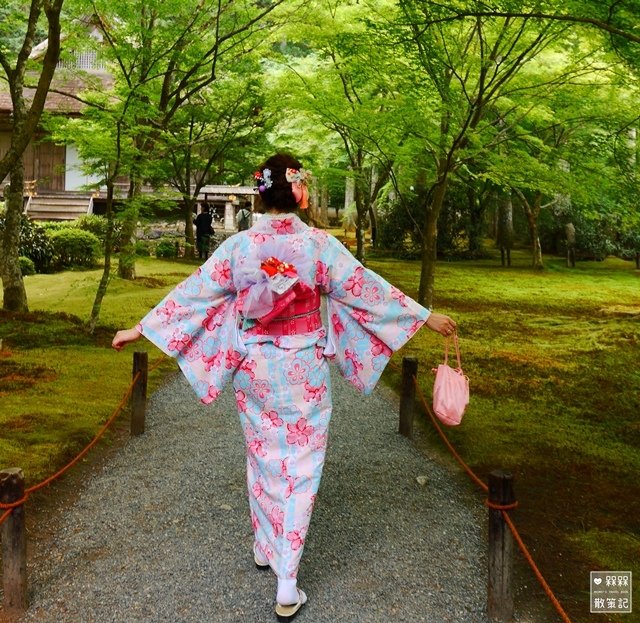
0,71,112,115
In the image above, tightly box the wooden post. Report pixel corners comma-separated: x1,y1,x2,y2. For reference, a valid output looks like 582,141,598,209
399,357,418,439
131,351,148,436
1,468,28,615
488,470,515,622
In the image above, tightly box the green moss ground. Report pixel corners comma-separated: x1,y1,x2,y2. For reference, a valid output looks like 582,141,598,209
373,251,639,623
1,251,638,622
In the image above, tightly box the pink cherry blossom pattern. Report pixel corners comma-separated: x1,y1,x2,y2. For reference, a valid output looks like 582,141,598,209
286,530,305,551
167,330,192,353
305,495,317,517
202,305,225,330
251,379,272,402
239,358,257,379
269,506,284,537
361,281,383,306
315,260,329,289
351,308,374,324
344,266,365,297
251,511,260,532
398,313,422,337
225,347,243,370
261,410,284,429
156,299,193,326
370,335,392,358
270,218,295,234
285,359,310,385
253,480,264,499
391,285,408,307
248,438,267,458
345,349,364,372
201,385,221,405
286,417,315,446
235,389,247,412
331,313,345,336
202,349,223,372
285,474,310,499
210,259,231,286
303,381,327,404
250,232,273,244
284,475,296,499
311,432,328,452
181,339,202,362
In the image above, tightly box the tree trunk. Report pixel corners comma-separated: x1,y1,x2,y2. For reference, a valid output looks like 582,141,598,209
526,211,543,270
117,178,141,280
1,164,29,312
354,184,365,263
88,181,115,332
183,197,196,259
117,215,137,279
497,193,514,267
369,204,378,249
514,188,544,270
466,185,485,257
320,184,329,226
418,176,448,307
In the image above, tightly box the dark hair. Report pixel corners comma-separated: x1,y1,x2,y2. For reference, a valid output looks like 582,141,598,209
256,153,303,213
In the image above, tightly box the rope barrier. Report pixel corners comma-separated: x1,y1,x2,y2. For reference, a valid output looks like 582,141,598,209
502,511,573,623
484,500,519,511
0,354,167,526
405,363,573,623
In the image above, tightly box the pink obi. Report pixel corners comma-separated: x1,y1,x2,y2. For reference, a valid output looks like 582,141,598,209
246,287,322,337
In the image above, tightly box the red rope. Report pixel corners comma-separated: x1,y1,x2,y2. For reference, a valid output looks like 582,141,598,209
409,368,572,623
0,354,167,526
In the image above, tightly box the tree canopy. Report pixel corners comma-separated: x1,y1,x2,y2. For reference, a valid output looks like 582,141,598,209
2,0,640,313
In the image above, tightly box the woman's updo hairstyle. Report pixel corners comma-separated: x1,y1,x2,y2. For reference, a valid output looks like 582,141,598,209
256,153,303,213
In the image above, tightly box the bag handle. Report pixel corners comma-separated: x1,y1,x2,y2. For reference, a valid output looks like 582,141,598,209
443,331,462,370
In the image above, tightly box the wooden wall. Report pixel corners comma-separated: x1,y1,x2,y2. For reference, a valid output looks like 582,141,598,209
0,131,65,191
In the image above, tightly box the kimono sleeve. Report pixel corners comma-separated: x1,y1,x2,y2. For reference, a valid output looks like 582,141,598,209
321,235,430,394
137,236,246,405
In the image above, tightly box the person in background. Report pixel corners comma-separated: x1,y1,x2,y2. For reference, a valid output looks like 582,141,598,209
194,204,215,259
112,153,456,621
237,204,252,231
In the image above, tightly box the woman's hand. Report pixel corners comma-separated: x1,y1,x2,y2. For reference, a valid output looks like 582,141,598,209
426,312,457,337
112,328,142,351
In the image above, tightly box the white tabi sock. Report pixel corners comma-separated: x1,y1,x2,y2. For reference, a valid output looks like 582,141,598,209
276,578,298,605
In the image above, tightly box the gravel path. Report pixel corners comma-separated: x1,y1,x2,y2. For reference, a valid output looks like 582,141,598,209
19,367,490,623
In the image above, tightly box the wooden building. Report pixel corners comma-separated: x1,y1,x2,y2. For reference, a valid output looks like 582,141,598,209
0,26,112,220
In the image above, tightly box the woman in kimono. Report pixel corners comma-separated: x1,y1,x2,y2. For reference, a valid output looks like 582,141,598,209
112,153,456,621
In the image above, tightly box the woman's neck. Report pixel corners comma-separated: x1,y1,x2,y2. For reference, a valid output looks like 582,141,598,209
265,209,296,215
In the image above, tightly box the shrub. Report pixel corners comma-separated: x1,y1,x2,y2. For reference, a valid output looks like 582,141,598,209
39,221,74,234
74,214,122,248
377,198,423,259
135,240,152,256
0,213,55,272
155,239,178,258
19,256,36,276
49,228,101,269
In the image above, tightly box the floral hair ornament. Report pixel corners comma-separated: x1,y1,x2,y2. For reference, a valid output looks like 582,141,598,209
285,167,311,210
254,168,273,192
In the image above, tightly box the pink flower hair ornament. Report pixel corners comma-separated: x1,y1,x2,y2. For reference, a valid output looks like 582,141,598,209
285,167,311,210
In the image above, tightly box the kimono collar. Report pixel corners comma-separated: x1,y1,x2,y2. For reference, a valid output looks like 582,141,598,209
251,212,308,235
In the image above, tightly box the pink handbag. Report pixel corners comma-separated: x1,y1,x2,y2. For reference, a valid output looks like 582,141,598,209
432,332,469,426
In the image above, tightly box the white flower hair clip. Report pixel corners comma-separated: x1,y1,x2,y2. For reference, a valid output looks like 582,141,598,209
285,168,311,209
254,168,273,192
